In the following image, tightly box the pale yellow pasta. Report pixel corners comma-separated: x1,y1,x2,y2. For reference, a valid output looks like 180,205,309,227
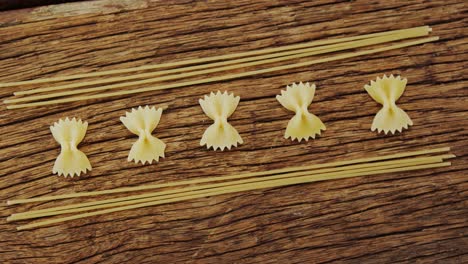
199,91,243,151
276,82,326,141
120,106,166,164
50,117,91,177
365,75,413,134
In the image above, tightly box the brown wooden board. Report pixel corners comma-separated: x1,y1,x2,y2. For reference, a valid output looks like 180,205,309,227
0,0,467,263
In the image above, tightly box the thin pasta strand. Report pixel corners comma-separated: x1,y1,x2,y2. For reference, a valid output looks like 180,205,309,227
0,26,430,88
6,146,450,205
6,37,439,109
8,155,452,221
12,160,443,221
11,154,453,218
16,162,451,230
11,27,429,97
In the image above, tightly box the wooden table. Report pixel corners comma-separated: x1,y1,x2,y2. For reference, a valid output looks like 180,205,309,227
0,1,466,263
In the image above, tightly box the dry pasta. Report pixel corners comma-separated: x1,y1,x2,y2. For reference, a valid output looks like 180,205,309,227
8,153,453,222
365,75,413,134
6,146,453,230
276,82,326,141
4,35,438,109
7,146,450,205
50,117,91,177
199,91,243,150
120,106,166,164
16,160,453,230
6,27,430,100
1,26,430,89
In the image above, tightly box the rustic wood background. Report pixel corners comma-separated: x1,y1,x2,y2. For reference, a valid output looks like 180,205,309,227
0,0,467,263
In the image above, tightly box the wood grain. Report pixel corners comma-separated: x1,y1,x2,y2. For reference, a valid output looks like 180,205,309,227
0,0,467,263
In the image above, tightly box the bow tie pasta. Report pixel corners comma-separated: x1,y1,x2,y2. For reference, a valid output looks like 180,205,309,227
199,91,243,151
50,117,91,177
276,82,326,141
365,75,413,134
120,106,166,164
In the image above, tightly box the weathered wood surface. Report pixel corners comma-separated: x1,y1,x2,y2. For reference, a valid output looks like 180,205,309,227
0,0,467,263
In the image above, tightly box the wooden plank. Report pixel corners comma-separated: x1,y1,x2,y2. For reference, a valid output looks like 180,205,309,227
0,0,466,263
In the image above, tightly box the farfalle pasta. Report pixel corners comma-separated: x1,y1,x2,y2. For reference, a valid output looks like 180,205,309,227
276,82,326,141
365,75,413,134
199,91,243,151
50,117,91,177
120,106,166,164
